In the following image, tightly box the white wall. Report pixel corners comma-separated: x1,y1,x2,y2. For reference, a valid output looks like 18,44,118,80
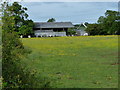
34,30,66,37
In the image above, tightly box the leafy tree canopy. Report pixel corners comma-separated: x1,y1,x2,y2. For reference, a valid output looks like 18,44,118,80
1,2,34,36
47,18,56,22
86,10,120,35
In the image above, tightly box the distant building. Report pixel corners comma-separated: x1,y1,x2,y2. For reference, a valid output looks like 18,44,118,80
75,23,88,36
33,22,74,37
76,30,88,36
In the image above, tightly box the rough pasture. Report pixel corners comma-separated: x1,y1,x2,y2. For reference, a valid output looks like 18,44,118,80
21,36,118,88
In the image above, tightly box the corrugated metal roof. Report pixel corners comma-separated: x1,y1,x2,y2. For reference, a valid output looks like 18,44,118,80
34,22,74,28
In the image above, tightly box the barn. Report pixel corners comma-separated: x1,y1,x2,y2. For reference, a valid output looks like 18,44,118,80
33,22,74,37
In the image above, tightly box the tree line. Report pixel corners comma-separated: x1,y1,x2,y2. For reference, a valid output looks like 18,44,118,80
86,10,120,35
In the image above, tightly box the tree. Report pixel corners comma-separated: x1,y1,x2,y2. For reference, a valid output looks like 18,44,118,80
1,2,50,88
1,2,30,88
86,10,120,35
68,29,76,36
18,20,34,36
97,16,105,24
2,2,34,36
1,2,51,88
47,18,56,22
85,24,106,35
97,10,120,35
84,22,89,26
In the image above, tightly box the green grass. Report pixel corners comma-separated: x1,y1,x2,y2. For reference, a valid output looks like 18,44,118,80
21,35,118,88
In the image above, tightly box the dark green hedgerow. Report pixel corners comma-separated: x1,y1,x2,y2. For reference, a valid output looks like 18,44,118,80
1,2,51,88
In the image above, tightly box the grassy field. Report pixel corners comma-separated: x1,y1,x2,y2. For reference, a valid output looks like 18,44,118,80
21,35,118,88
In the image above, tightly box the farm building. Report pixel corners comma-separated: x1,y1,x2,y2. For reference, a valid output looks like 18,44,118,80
75,23,88,36
33,22,74,37
76,30,88,36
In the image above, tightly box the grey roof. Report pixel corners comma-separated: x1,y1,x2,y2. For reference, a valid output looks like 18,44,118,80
34,22,74,28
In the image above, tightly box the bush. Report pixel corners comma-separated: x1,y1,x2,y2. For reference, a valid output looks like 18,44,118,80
68,29,76,36
1,2,51,88
2,31,51,88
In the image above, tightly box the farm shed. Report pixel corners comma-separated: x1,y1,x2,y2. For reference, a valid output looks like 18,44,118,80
76,30,88,36
33,22,74,37
74,23,88,36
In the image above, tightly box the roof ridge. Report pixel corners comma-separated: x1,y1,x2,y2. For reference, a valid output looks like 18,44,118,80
34,22,72,23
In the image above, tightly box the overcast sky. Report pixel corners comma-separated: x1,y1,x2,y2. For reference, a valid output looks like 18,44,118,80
1,0,120,2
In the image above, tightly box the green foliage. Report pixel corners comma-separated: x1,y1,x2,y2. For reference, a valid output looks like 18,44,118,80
84,22,89,26
1,2,51,88
2,32,24,88
97,16,105,24
99,10,120,35
2,15,35,88
74,24,81,30
86,10,120,35
67,29,76,35
86,24,107,35
1,2,34,36
47,18,56,22
18,20,34,36
0,26,2,89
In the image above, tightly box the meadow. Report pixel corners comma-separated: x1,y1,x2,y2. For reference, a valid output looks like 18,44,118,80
21,36,118,88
